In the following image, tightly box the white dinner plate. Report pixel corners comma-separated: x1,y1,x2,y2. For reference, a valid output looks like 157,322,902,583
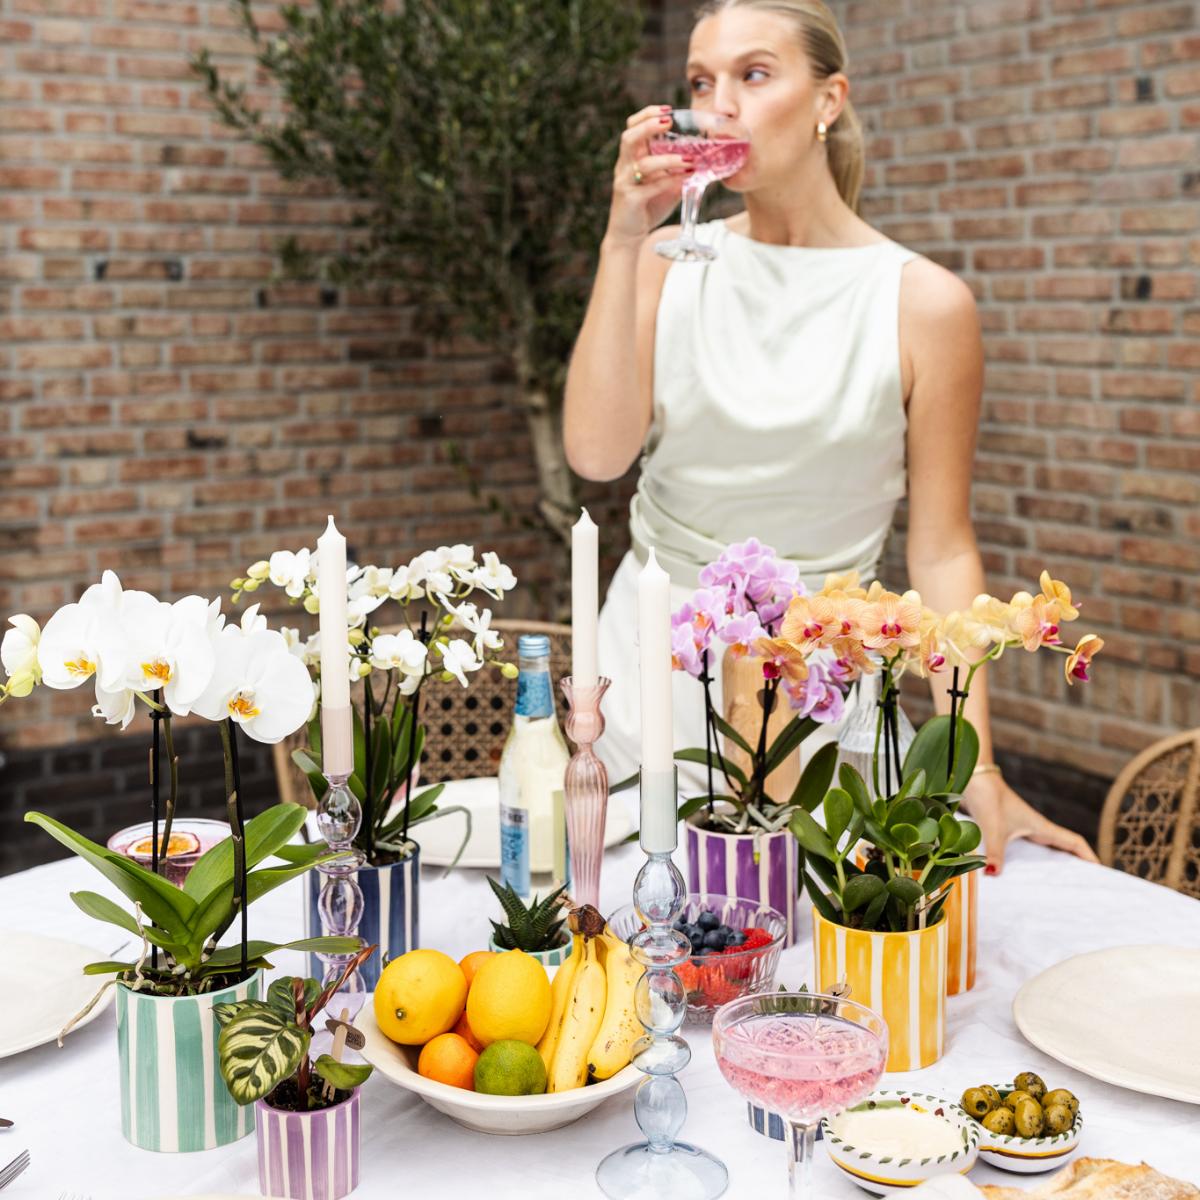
1012,944,1200,1106
0,929,118,1057
413,776,635,868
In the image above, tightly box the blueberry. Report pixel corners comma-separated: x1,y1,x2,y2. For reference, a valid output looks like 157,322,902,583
673,919,688,932
726,931,747,948
702,929,726,950
689,931,705,951
697,912,719,932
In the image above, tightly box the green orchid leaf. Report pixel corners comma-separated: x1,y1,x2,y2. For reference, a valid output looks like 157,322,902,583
791,743,839,814
843,872,885,913
764,716,818,775
204,937,361,970
789,808,836,861
885,876,924,906
83,960,135,975
897,768,927,801
70,890,140,935
218,1007,310,1106
313,1054,373,1091
711,712,754,756
184,802,309,900
823,788,854,850
674,747,748,788
270,843,334,868
292,748,328,805
804,870,841,923
839,764,873,817
609,770,640,795
805,851,841,895
902,716,980,795
25,812,195,932
369,717,393,805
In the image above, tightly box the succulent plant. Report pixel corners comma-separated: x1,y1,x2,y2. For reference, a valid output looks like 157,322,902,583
486,876,569,953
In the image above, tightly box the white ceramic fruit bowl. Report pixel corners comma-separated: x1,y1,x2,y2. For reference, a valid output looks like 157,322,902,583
355,1002,641,1135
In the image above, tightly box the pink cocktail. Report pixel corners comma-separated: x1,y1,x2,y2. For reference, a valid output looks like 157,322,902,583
648,135,750,186
712,994,887,1200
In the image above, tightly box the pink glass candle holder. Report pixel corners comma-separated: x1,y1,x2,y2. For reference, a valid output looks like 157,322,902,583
561,675,611,909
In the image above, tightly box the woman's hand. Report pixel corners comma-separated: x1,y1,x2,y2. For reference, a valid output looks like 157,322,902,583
962,771,1099,875
605,105,695,246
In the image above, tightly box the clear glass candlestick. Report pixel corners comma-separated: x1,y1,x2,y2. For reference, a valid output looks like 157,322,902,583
315,772,367,1016
596,767,728,1199
561,675,611,909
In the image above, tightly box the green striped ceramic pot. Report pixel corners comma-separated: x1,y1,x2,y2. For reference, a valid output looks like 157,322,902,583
486,934,573,969
116,970,263,1152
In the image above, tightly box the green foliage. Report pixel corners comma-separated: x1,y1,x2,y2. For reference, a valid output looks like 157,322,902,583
25,804,360,994
487,876,568,953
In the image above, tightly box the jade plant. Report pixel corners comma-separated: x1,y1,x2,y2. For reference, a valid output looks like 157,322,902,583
216,945,377,1111
487,877,569,953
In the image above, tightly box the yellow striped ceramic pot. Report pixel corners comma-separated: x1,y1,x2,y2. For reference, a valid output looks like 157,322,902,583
812,908,947,1072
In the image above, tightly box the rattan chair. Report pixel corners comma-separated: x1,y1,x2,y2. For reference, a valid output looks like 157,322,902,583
271,619,573,808
1097,728,1200,899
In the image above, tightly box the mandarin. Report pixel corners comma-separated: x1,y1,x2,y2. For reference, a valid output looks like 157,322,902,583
417,1032,478,1091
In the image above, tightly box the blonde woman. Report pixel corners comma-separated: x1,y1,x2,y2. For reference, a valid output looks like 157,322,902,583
563,0,1096,873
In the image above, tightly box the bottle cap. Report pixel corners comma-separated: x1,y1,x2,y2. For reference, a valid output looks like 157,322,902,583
517,633,551,658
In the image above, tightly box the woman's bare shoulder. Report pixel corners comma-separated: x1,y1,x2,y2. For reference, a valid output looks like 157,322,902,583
898,253,978,326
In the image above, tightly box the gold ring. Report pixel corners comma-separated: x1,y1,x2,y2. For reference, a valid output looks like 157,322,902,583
633,167,644,185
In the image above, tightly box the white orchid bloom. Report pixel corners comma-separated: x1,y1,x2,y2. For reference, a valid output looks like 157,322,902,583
347,592,386,629
38,570,129,691
192,625,314,743
448,601,503,659
441,543,477,583
268,548,312,598
439,638,481,688
410,549,455,596
1,615,41,696
280,625,305,657
472,552,517,598
358,565,394,598
116,592,216,717
369,630,428,677
92,679,137,729
386,564,424,603
238,603,268,634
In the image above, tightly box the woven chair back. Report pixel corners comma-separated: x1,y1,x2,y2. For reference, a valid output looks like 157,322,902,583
1097,727,1200,899
271,618,573,807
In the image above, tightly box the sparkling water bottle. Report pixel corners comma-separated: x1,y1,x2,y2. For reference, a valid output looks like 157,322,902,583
498,634,570,900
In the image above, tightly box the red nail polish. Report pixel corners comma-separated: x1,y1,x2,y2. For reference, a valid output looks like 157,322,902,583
659,116,672,124
660,104,672,112
985,864,998,876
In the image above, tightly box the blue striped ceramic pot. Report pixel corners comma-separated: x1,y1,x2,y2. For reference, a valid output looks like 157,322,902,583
116,970,263,1152
255,1088,360,1200
684,813,800,947
304,848,420,991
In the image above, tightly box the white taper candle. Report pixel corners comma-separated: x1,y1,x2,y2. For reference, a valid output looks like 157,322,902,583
571,508,599,689
317,515,353,776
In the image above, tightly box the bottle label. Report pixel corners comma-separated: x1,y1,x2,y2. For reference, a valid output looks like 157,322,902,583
515,667,554,719
499,803,530,896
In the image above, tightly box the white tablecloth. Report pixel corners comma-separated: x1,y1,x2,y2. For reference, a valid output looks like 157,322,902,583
3,838,1199,1198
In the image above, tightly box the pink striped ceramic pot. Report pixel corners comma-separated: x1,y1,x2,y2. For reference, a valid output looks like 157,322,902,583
254,1088,360,1200
685,812,801,947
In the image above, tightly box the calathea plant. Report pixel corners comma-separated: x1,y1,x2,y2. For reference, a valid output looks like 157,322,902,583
216,945,377,1111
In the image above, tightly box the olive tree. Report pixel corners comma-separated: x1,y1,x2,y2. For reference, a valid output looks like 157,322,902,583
195,0,643,542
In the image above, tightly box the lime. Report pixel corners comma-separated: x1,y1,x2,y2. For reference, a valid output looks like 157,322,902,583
473,1039,548,1096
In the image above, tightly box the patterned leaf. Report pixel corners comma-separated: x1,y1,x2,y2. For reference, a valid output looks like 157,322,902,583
217,1008,310,1106
313,1054,373,1091
267,976,321,1019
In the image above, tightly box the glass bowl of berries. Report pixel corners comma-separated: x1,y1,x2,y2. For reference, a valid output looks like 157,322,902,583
607,894,787,1023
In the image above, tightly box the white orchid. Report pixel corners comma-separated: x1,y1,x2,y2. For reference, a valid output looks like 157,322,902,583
1,615,41,697
38,570,129,692
357,565,394,598
237,603,268,634
448,601,503,660
369,630,428,677
472,551,517,598
409,549,456,596
113,592,216,718
192,624,314,743
268,549,312,599
386,565,424,602
93,680,137,729
439,638,481,688
346,574,387,628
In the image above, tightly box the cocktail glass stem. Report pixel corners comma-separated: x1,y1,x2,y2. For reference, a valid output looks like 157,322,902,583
679,180,706,252
561,676,611,909
787,1122,816,1200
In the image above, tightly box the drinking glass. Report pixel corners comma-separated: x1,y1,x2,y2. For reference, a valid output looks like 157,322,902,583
651,109,750,262
712,992,888,1200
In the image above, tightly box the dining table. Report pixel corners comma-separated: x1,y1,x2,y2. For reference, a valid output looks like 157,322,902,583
4,821,1199,1199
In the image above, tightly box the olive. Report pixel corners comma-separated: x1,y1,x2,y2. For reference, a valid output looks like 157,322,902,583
960,1087,993,1118
981,1106,1016,1136
1014,1071,1047,1102
1043,1102,1074,1135
1003,1089,1036,1110
1013,1096,1045,1138
1043,1088,1079,1117
979,1085,1002,1108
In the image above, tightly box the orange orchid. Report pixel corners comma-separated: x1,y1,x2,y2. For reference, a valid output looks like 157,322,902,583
752,635,810,686
961,594,1014,650
1039,571,1080,622
859,589,923,655
1009,594,1063,652
1064,634,1103,684
779,595,840,652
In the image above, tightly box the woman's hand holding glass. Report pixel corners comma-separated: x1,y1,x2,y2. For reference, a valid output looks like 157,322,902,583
605,104,697,247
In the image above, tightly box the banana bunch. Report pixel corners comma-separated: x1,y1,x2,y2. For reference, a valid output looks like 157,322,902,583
536,904,642,1091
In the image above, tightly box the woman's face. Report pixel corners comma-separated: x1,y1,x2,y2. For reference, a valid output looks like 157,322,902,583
686,8,842,192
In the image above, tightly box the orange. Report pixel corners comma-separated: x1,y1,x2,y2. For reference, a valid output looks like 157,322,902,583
418,1032,478,1091
459,950,493,987
454,1011,484,1054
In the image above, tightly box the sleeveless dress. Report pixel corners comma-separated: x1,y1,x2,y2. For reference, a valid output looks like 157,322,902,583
596,218,918,788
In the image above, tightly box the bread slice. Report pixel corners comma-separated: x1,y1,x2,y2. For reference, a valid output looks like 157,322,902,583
980,1158,1199,1200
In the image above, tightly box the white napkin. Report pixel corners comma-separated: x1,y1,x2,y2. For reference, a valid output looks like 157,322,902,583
886,1175,984,1200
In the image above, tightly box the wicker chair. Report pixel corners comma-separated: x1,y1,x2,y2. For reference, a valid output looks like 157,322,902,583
1097,728,1200,899
271,619,573,808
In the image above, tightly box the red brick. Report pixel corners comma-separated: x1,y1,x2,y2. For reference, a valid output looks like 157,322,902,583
1051,46,1132,78
1117,136,1198,169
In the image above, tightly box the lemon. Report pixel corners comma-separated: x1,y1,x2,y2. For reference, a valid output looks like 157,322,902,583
374,949,467,1045
474,1039,547,1096
465,949,552,1047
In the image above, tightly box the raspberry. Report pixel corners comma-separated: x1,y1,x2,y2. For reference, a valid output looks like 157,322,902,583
674,961,700,992
699,960,742,1006
741,926,773,950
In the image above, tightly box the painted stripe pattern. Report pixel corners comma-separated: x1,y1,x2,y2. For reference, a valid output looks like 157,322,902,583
305,850,421,990
812,909,948,1072
685,822,799,946
487,935,573,968
255,1088,360,1200
945,869,978,995
116,971,261,1152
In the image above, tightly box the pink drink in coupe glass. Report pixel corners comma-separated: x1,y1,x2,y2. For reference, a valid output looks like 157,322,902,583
715,1012,886,1123
649,134,750,184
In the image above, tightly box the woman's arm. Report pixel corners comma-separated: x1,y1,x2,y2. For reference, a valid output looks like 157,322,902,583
900,259,1097,872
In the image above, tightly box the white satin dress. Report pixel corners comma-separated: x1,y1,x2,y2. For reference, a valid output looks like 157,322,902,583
597,218,918,790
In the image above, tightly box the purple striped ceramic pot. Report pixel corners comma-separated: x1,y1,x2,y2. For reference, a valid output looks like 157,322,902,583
255,1087,360,1200
685,812,801,947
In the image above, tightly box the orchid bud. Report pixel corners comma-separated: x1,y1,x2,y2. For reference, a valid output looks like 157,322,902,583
347,628,366,647
246,560,271,581
303,594,320,615
499,662,519,680
242,579,260,593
